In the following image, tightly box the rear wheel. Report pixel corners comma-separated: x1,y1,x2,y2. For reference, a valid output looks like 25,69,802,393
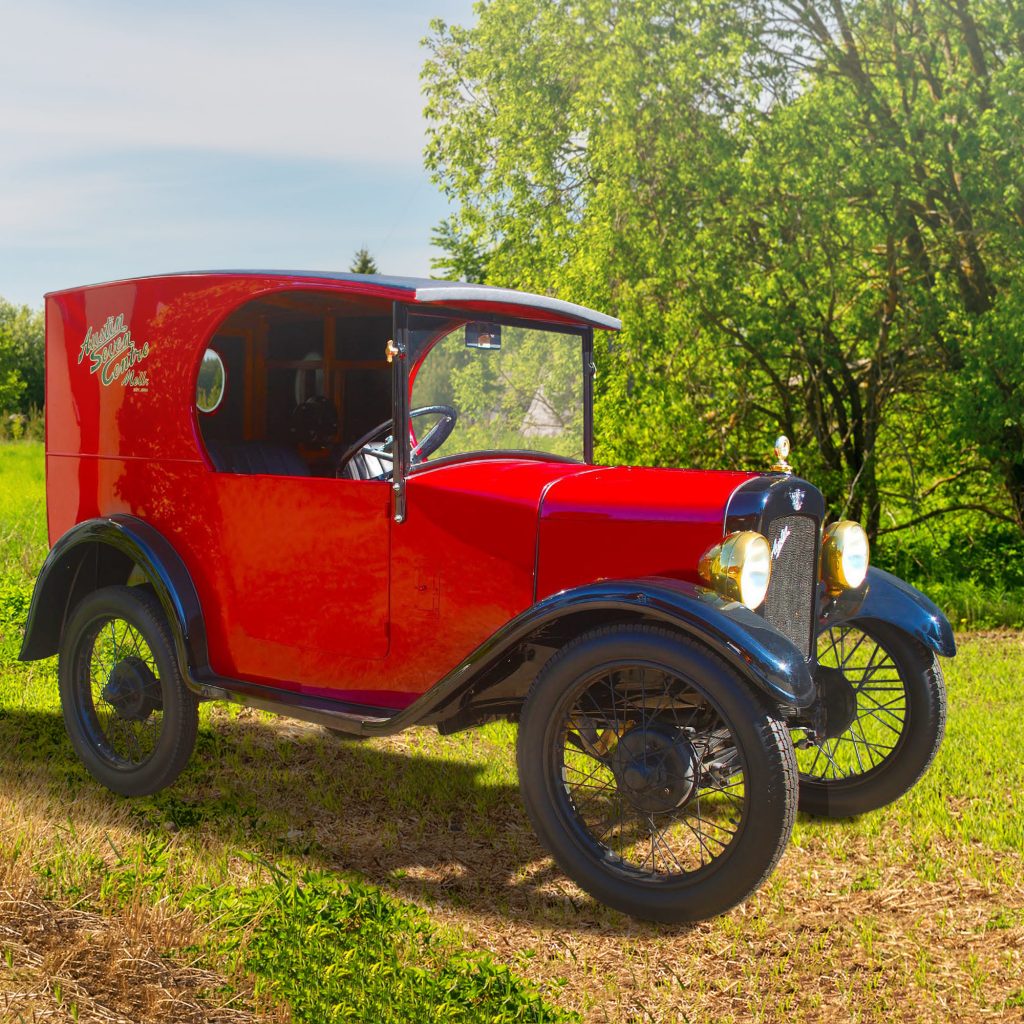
59,586,199,797
794,619,945,817
517,625,797,923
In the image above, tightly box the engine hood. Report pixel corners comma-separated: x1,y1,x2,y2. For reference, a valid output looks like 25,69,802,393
536,465,758,599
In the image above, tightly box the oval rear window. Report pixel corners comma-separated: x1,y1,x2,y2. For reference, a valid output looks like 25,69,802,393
196,349,225,413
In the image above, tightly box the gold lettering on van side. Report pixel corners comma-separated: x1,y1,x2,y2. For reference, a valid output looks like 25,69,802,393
78,314,151,390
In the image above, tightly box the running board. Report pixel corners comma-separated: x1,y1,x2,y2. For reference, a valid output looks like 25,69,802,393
196,678,399,735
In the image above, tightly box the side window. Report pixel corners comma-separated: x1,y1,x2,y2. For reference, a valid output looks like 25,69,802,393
196,292,393,478
196,349,225,413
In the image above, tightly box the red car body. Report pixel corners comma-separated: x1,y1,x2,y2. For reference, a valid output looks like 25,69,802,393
37,271,769,709
27,269,957,722
19,270,957,923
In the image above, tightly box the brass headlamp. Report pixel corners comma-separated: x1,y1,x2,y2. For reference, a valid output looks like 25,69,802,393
821,521,870,593
698,531,772,610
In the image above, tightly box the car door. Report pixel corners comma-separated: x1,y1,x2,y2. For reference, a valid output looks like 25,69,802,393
210,472,391,676
193,291,395,691
209,468,389,667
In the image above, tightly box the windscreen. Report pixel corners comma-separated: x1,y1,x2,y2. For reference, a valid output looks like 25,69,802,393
408,315,585,462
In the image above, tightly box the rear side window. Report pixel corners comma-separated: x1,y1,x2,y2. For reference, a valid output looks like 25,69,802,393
195,291,394,477
196,349,225,413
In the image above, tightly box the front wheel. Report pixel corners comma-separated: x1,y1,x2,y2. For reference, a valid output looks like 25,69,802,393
59,585,199,797
794,620,946,817
517,625,798,923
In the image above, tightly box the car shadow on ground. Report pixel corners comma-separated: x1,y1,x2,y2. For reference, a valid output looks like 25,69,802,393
0,706,677,937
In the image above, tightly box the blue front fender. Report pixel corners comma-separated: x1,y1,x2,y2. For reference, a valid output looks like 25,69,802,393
819,567,956,658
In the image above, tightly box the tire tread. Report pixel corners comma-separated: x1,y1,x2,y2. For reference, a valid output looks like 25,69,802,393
518,623,798,922
59,585,199,797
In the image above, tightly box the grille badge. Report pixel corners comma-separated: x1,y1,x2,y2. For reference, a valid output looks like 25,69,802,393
790,488,806,511
771,525,792,560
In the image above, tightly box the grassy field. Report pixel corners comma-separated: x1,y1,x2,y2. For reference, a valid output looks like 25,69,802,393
1,440,1022,1023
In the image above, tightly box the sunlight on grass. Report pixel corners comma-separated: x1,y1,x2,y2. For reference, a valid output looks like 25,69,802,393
2,439,1023,1022
0,441,47,577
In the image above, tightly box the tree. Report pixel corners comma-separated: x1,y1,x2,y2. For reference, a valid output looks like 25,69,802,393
430,217,489,282
422,0,1024,539
349,247,379,275
0,298,44,412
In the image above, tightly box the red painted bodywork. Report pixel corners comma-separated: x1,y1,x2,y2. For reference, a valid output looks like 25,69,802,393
44,272,759,708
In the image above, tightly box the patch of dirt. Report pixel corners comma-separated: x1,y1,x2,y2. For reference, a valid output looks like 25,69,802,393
0,887,271,1024
429,833,1024,1024
955,630,1024,643
210,713,1024,1023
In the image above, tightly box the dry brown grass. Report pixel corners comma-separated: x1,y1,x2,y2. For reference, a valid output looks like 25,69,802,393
1,639,1022,1023
0,787,273,1024
425,835,1024,1023
0,887,266,1024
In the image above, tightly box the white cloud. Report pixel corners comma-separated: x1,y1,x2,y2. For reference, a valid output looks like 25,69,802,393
0,0,473,304
0,1,433,165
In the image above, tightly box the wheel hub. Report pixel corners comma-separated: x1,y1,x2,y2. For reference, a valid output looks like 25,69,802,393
101,657,162,722
814,665,858,739
610,724,698,814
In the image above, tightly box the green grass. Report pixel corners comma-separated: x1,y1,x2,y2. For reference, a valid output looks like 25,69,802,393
2,439,1023,1023
0,440,46,577
0,441,575,1023
187,868,569,1024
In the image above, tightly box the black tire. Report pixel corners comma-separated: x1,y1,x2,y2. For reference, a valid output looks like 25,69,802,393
59,585,199,797
795,619,946,817
517,624,798,923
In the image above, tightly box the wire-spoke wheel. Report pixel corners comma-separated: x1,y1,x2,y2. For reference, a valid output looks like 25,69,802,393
517,625,797,923
59,585,199,797
794,619,946,817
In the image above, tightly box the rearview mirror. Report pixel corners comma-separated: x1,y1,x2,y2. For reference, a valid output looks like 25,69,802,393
465,322,502,350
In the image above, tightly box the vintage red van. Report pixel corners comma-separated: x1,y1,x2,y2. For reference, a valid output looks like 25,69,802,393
19,271,954,922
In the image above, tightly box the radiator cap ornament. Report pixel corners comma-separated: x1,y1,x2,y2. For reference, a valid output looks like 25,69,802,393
771,435,793,474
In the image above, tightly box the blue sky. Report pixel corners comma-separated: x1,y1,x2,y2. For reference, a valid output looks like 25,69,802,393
0,0,475,308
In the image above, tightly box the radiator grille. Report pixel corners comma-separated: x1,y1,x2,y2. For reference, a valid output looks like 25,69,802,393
763,515,817,658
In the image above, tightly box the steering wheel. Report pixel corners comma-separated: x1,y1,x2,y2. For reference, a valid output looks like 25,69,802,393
333,405,459,478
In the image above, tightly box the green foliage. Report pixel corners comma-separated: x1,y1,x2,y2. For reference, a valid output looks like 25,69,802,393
877,518,1024,590
430,217,490,282
349,247,379,275
0,407,44,442
0,573,33,662
0,297,44,414
947,283,1024,526
422,0,1024,565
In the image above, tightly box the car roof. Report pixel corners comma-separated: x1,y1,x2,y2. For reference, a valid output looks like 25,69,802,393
47,270,622,331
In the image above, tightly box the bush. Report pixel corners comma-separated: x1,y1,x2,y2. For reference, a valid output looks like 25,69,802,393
0,406,44,442
872,519,1024,629
0,298,44,414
